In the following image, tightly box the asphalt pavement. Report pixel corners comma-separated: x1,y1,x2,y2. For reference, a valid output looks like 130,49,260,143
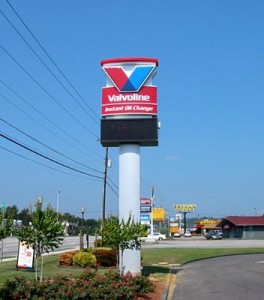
167,253,264,300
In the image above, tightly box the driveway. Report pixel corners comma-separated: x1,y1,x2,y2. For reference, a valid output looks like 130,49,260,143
171,253,264,300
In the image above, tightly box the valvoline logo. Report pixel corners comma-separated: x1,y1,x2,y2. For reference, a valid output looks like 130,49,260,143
103,65,156,92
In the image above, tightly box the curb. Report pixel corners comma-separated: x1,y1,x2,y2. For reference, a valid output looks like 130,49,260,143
161,265,183,300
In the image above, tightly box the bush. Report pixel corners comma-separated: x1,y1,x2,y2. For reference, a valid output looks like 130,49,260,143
0,271,154,300
59,250,79,266
94,238,103,247
91,247,117,267
73,251,97,268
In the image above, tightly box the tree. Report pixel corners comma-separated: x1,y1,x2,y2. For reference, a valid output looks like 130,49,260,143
0,214,13,241
99,215,147,273
17,208,31,226
5,205,18,220
14,198,65,282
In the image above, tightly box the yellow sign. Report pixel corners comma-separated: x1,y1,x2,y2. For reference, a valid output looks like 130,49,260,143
170,227,180,233
198,219,219,225
152,208,165,221
174,204,196,212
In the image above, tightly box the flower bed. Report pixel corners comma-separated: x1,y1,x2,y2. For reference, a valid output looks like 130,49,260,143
0,270,154,300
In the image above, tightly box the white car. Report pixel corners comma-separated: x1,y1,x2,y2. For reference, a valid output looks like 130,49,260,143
174,232,181,238
184,230,192,238
148,232,167,241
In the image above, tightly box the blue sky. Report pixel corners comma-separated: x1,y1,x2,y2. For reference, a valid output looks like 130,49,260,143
1,0,264,219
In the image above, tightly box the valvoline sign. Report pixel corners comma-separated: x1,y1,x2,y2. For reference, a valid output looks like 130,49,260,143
101,58,158,117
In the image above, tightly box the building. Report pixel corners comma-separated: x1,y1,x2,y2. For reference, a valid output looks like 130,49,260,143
218,216,264,239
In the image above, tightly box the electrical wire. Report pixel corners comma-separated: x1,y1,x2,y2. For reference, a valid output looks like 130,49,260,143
0,44,98,138
106,181,119,197
0,1,122,208
0,117,103,174
4,0,99,123
0,79,101,159
0,131,104,179
0,6,99,125
0,145,99,180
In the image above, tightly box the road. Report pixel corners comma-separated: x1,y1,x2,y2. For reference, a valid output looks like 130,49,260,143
172,254,264,300
142,236,264,248
1,235,99,260
2,236,264,260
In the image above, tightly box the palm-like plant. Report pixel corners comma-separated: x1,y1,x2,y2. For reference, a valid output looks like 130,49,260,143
15,197,65,281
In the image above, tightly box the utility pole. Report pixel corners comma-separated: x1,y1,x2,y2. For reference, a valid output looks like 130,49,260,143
80,207,85,249
102,147,109,222
150,187,154,236
56,191,61,222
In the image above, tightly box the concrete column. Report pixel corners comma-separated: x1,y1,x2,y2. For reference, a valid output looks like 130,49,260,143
119,144,141,274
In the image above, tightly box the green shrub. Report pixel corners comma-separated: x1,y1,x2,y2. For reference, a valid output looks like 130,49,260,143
91,247,117,267
73,251,97,268
94,238,103,247
58,250,79,266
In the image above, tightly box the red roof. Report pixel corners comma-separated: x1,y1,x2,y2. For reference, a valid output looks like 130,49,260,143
223,216,264,226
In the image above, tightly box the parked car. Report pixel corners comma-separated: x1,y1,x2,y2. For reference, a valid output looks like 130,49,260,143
174,232,181,238
148,232,167,240
211,230,223,237
205,231,223,240
184,230,192,238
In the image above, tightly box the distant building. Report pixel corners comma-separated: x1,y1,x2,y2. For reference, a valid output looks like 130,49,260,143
62,221,78,236
218,216,264,239
195,219,221,235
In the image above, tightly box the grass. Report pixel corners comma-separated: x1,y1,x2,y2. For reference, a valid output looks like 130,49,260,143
142,247,264,265
0,254,86,285
141,247,264,280
0,247,264,285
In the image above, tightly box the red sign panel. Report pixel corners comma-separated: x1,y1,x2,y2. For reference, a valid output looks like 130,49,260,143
101,57,158,118
102,86,157,117
140,197,152,205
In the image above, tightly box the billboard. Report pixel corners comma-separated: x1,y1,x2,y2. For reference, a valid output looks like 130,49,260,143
152,208,165,222
174,204,196,212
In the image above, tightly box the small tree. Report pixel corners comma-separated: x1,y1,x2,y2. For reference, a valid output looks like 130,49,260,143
99,215,147,273
0,214,13,241
15,197,65,281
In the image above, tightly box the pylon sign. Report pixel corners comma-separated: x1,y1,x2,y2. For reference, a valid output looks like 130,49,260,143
100,57,159,147
174,204,197,212
101,58,158,117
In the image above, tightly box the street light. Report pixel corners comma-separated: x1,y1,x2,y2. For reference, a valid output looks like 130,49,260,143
37,195,43,209
80,207,85,249
57,191,61,222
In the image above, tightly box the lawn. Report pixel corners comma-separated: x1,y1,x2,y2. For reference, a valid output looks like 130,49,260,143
141,247,264,280
0,247,264,285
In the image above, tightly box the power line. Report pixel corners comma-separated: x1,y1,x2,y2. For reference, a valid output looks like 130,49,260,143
1,1,120,207
0,44,98,138
106,181,119,198
0,79,101,159
0,117,103,174
0,6,99,125
0,145,98,180
4,0,99,123
0,131,104,179
107,176,118,190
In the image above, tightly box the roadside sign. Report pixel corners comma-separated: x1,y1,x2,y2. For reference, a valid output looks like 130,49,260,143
1,202,6,214
16,242,35,270
140,205,151,213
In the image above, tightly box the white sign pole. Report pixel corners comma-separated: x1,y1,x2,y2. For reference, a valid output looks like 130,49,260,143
119,144,141,275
